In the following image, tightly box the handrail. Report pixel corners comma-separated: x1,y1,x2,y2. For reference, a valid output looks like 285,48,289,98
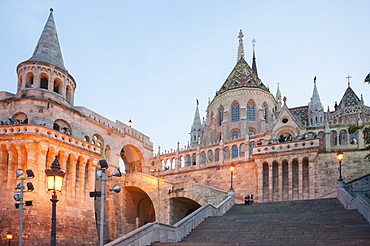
105,195,234,246
337,187,370,223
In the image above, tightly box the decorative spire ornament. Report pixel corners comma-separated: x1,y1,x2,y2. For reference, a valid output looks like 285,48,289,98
237,30,245,61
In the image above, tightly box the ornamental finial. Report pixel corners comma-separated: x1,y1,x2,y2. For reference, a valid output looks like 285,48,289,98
237,30,245,61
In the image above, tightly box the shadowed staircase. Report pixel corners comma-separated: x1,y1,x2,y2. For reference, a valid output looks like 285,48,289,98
152,198,370,246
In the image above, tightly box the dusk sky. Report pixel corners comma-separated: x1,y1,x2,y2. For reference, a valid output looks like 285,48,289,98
1,1,369,151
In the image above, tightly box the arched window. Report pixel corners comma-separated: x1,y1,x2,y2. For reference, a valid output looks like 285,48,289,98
240,144,245,157
40,74,48,89
214,149,220,161
53,78,62,94
218,106,224,126
330,131,337,145
185,155,191,166
207,150,213,162
232,145,238,158
247,101,255,121
231,102,240,122
192,154,196,165
262,103,268,121
232,131,239,139
339,130,347,145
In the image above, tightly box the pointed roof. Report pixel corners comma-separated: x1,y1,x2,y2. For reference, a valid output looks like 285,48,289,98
308,78,323,110
192,100,202,126
337,86,362,109
251,38,258,77
28,9,66,70
276,83,282,103
216,58,269,96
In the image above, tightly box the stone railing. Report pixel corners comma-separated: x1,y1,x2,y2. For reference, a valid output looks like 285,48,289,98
253,138,320,155
337,187,370,223
105,195,235,246
0,124,102,154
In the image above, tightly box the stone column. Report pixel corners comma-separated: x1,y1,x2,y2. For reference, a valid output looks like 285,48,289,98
268,163,273,202
288,159,292,201
278,161,283,202
298,159,303,200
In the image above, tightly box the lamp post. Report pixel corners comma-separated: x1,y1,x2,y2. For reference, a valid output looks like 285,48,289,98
14,169,34,246
337,150,344,181
90,159,121,246
45,156,65,246
5,231,13,246
229,163,235,191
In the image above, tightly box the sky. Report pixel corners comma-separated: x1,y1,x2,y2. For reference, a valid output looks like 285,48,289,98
1,1,369,152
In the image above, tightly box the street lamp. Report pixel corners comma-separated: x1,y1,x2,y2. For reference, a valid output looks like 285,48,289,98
14,169,34,246
5,231,13,246
128,119,132,127
45,156,65,246
337,150,344,181
229,163,235,191
90,159,121,246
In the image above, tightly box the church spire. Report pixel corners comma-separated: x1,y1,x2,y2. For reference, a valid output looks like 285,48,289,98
190,99,204,147
28,8,66,70
276,83,282,103
251,38,258,77
237,30,245,61
308,76,324,126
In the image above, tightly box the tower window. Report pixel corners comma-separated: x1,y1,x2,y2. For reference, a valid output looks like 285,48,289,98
247,101,255,121
231,102,240,122
218,106,224,126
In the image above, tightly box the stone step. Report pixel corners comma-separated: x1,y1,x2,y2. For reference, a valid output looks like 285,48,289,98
179,198,370,245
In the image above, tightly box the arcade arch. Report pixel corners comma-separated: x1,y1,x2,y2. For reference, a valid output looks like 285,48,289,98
119,145,144,173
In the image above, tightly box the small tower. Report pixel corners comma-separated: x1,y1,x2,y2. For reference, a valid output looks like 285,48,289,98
16,8,76,106
190,99,204,148
308,76,324,126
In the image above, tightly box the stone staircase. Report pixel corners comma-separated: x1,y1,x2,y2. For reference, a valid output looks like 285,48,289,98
152,198,370,246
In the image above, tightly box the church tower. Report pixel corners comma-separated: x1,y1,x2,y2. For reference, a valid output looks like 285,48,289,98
307,77,324,126
15,8,76,106
190,100,204,147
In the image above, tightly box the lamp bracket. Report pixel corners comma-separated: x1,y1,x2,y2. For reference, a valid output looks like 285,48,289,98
14,190,33,194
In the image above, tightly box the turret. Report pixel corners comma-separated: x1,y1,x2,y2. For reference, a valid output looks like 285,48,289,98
16,9,76,106
190,100,204,148
307,77,324,126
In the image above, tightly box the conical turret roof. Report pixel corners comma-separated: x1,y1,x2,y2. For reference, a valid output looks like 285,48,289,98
28,9,66,70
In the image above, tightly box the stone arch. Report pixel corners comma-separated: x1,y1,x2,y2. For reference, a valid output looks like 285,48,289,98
12,112,28,124
92,134,104,147
40,73,49,89
120,145,144,173
169,197,201,224
25,72,34,88
53,78,62,94
121,186,155,229
53,119,72,135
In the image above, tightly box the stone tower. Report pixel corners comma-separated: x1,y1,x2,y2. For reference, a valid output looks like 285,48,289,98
16,9,76,107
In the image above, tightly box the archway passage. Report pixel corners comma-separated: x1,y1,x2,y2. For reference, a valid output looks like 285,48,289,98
170,197,201,225
124,186,155,230
120,145,144,173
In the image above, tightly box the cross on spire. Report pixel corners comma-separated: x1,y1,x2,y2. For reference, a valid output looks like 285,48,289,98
346,75,352,87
